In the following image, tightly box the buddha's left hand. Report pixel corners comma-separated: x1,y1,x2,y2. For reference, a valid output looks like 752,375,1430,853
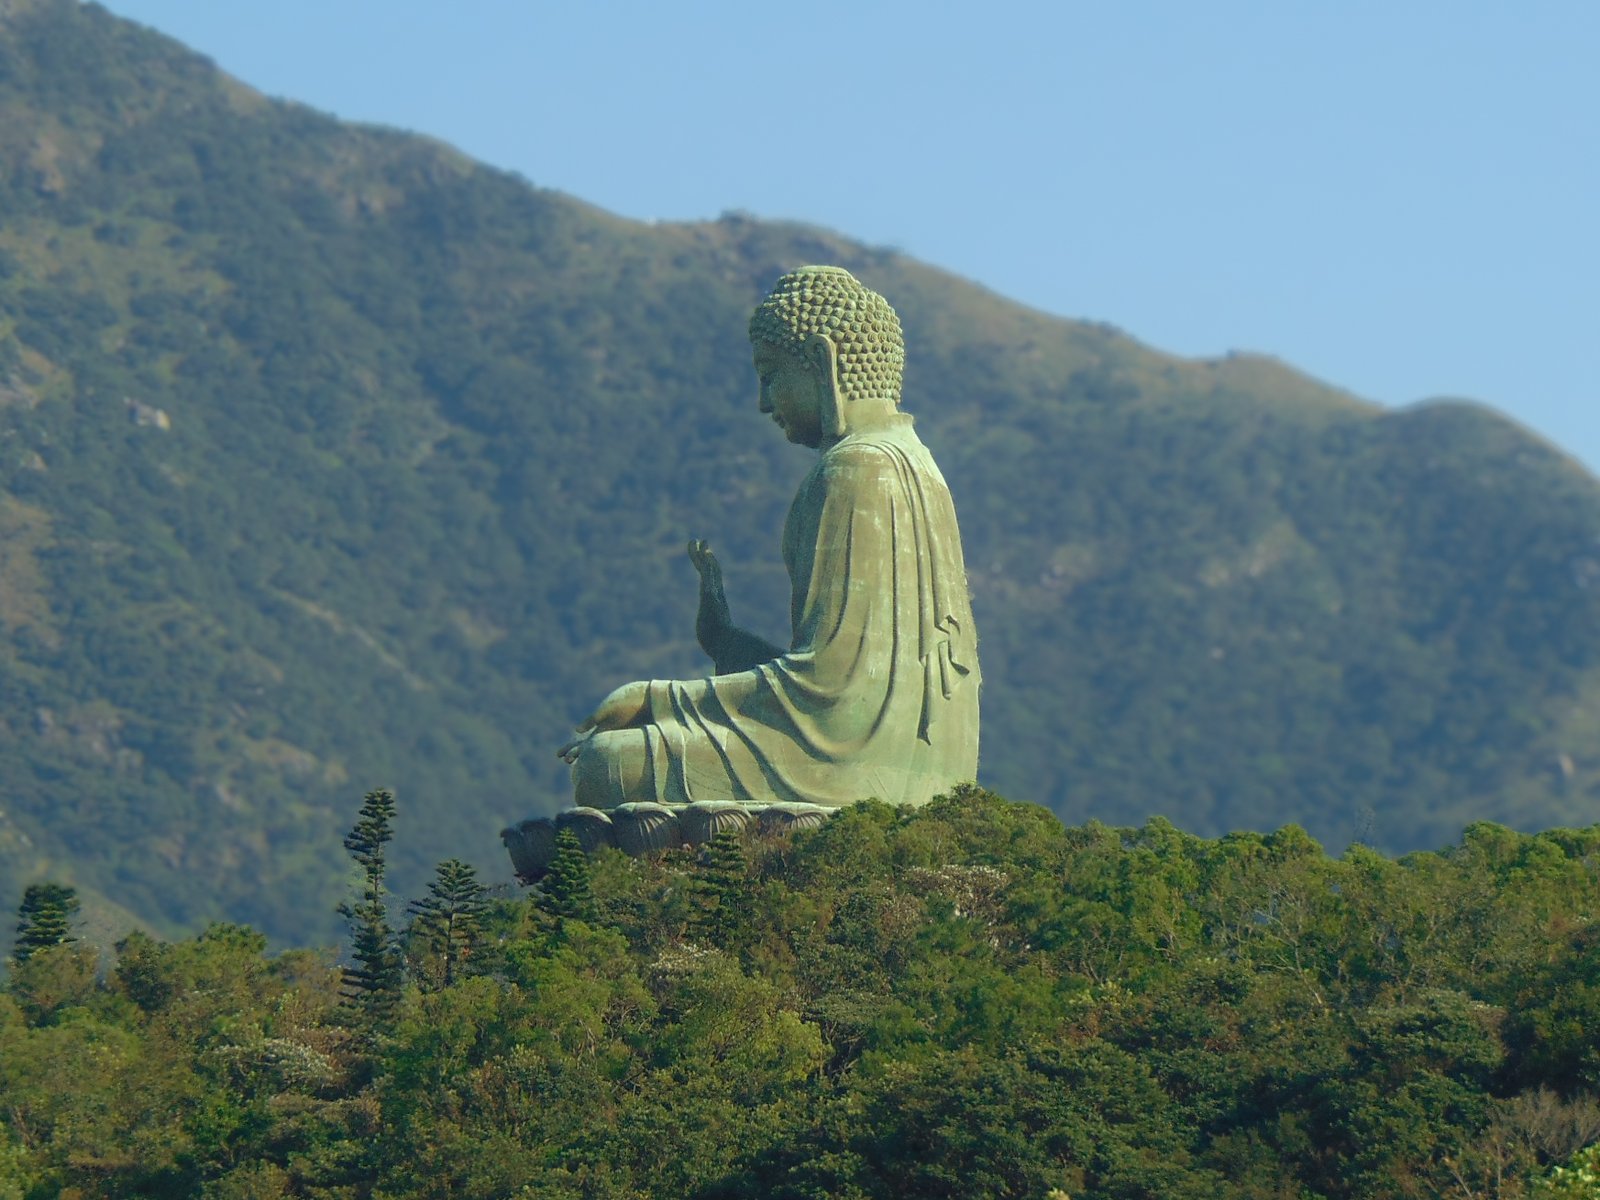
557,680,650,761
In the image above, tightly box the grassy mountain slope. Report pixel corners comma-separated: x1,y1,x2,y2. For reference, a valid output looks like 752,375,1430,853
1,0,1597,943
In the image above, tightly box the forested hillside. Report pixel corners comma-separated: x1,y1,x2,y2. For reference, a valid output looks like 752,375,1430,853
1,0,1598,943
4,790,1600,1198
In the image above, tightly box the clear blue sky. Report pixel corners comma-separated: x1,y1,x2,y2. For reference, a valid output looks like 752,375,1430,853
101,1,1600,476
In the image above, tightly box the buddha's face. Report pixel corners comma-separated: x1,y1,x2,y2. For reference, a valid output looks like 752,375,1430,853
753,342,826,448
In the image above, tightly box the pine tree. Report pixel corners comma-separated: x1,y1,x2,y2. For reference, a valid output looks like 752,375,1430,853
337,788,402,1019
406,858,488,989
12,882,78,963
538,827,596,923
691,831,749,947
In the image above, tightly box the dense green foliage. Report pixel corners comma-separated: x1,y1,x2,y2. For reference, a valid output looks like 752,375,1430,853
0,0,1598,943
3,789,1599,1198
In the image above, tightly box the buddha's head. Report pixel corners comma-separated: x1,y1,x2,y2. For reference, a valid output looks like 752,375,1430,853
748,266,905,447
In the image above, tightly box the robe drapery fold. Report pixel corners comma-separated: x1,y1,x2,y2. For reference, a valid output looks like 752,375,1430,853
644,416,979,808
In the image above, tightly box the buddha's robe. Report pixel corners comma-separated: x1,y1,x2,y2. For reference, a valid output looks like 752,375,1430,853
642,415,979,807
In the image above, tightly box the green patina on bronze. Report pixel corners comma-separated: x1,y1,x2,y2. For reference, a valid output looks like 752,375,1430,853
556,266,981,818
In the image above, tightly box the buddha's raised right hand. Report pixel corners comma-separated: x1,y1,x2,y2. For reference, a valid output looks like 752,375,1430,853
687,539,785,674
688,539,731,646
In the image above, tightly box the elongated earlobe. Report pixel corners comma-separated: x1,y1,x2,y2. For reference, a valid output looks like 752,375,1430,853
803,333,846,438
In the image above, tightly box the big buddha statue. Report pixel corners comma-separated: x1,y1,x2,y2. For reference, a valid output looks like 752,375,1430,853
504,266,980,876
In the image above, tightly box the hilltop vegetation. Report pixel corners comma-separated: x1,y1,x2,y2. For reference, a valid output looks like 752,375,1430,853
0,0,1598,942
4,789,1600,1198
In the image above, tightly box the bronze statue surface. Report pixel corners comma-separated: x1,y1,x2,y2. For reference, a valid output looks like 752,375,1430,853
506,266,980,877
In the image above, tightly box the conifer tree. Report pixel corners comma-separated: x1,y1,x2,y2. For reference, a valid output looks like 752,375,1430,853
406,858,488,989
538,827,596,922
691,831,749,947
338,787,402,1018
12,881,78,963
